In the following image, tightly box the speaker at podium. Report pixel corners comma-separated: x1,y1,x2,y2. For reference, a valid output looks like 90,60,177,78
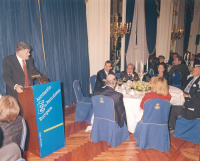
18,80,65,158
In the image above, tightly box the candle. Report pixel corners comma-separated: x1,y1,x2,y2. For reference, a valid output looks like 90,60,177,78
184,53,186,61
187,54,189,61
146,59,148,71
136,60,138,72
117,23,118,28
141,60,143,73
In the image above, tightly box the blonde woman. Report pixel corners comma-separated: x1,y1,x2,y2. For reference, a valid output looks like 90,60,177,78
0,95,22,147
140,76,171,110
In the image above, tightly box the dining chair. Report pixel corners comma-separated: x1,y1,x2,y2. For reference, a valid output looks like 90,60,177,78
174,116,200,144
171,71,181,89
90,95,130,148
134,98,171,152
115,73,121,79
90,75,97,94
20,117,27,154
73,80,93,124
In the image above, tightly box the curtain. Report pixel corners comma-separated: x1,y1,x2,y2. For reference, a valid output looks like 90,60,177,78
0,0,45,94
0,0,90,106
156,0,173,62
145,0,158,57
39,0,90,105
125,0,135,54
187,0,200,54
184,0,194,52
126,0,148,72
86,0,110,77
175,0,185,56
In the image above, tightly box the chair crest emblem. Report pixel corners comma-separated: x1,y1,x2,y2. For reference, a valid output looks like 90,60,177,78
173,73,175,76
77,86,79,90
155,103,160,110
100,97,104,103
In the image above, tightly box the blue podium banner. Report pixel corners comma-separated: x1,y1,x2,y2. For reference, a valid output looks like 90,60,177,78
32,81,65,158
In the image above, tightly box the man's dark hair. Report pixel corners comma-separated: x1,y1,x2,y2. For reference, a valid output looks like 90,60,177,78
15,42,32,53
159,55,165,59
105,60,112,65
177,55,183,62
172,52,179,56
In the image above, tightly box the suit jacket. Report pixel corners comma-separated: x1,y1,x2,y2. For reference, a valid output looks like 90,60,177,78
94,69,114,91
168,64,190,90
3,55,40,99
120,71,138,81
183,76,200,95
93,86,126,127
182,90,200,119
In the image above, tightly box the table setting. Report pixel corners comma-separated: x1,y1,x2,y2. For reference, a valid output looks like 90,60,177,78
115,79,185,133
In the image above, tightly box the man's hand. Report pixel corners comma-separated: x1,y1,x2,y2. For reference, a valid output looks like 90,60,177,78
15,85,23,93
184,93,189,97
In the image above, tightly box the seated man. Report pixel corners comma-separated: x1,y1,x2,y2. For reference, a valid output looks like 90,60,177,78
169,79,200,131
120,63,138,81
168,55,190,90
94,60,114,92
94,74,126,128
183,66,200,97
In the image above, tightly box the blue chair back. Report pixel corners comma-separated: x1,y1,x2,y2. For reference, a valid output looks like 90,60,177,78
143,98,171,124
171,71,181,88
174,116,200,144
149,68,154,77
91,95,130,147
134,98,171,152
73,80,84,102
90,75,97,93
92,95,115,121
115,73,121,79
20,118,27,153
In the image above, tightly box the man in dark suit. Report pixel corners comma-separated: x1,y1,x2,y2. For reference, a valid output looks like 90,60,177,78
3,42,41,100
168,55,190,90
94,60,114,92
169,79,200,130
120,63,138,81
94,74,126,128
183,66,200,97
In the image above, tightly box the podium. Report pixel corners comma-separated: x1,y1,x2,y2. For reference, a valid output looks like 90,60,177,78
18,81,65,158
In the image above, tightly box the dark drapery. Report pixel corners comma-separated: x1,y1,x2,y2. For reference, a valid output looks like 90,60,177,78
0,0,90,106
145,0,159,57
184,0,194,52
125,0,135,54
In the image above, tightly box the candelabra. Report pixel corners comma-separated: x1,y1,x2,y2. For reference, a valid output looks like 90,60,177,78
171,28,184,41
110,14,131,70
110,14,131,48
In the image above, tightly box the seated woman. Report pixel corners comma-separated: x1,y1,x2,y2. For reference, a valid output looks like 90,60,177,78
155,62,170,84
169,79,200,130
0,95,22,148
140,76,171,110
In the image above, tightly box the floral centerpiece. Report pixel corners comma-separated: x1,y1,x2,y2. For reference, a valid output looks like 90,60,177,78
129,81,151,92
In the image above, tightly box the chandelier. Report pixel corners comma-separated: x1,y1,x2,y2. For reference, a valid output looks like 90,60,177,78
110,14,131,48
171,29,184,40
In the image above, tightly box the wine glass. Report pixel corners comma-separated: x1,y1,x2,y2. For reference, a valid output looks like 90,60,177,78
123,77,126,83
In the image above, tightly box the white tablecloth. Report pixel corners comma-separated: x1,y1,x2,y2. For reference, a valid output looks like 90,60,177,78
117,85,185,133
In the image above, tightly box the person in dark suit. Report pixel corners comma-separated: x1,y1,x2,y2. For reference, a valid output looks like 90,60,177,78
3,42,41,100
94,60,114,92
94,74,126,128
168,55,190,90
120,63,138,81
183,66,200,97
169,79,200,130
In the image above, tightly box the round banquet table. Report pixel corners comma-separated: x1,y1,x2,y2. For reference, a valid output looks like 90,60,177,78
116,85,185,133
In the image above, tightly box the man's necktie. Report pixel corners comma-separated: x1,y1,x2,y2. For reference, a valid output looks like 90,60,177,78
22,60,29,87
184,78,195,93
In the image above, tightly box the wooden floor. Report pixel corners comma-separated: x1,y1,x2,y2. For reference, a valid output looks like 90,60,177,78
24,104,200,161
